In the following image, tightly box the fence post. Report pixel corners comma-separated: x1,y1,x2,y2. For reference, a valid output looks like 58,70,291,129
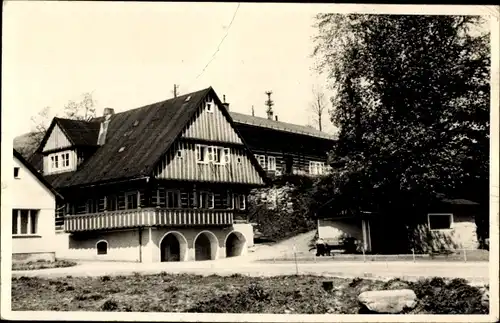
463,248,467,263
293,244,299,275
412,248,416,263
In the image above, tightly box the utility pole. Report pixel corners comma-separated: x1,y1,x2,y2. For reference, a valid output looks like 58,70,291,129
265,91,274,120
173,84,179,98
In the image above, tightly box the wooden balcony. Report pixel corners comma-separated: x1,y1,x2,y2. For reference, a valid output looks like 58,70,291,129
64,207,235,232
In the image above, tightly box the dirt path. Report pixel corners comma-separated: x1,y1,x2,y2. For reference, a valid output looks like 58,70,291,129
249,230,316,261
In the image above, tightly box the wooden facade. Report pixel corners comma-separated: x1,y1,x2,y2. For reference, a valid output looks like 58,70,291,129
40,89,265,234
182,97,243,144
154,141,263,184
42,124,72,152
231,120,336,177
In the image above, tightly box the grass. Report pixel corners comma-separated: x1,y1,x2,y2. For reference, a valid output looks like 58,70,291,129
12,259,77,271
11,273,488,314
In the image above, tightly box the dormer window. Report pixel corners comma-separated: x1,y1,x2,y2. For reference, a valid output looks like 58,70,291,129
46,150,74,174
205,99,214,113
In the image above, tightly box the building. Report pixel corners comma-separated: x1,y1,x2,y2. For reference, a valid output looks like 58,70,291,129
12,149,63,262
317,197,481,254
38,87,268,262
220,96,337,178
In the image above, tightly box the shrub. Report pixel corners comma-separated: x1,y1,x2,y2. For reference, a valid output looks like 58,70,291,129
409,278,488,314
101,299,118,311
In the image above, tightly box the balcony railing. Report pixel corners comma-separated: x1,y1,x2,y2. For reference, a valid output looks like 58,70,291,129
64,207,234,232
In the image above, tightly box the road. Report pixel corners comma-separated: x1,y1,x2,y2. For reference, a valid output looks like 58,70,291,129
11,257,490,286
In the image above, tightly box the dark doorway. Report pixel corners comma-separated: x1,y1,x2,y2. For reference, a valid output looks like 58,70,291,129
195,232,216,261
160,234,181,262
225,232,246,258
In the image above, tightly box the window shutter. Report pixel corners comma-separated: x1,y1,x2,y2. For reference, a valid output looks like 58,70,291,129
223,148,230,164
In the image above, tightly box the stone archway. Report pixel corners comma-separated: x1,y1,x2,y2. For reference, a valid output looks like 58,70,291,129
159,232,188,262
225,231,247,258
194,231,219,261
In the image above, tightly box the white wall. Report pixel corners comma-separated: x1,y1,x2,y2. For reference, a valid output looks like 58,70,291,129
318,218,363,241
12,156,57,256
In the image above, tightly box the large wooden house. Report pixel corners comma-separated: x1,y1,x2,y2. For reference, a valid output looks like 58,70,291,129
226,102,336,178
38,87,268,262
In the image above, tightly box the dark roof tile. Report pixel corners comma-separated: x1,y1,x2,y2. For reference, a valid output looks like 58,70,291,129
230,111,337,140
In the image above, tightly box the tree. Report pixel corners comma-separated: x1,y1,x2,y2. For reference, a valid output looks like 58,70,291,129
312,14,490,246
21,92,98,158
310,85,327,131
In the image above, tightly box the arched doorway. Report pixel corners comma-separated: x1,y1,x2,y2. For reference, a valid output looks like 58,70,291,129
160,232,187,262
225,231,247,258
194,231,218,261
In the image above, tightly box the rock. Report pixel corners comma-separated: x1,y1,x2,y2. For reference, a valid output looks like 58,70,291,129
358,289,417,314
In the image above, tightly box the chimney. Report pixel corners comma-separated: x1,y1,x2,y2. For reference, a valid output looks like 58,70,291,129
275,115,278,121
97,108,113,145
222,95,230,111
103,107,115,117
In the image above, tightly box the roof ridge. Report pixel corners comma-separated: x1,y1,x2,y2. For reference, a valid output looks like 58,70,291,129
89,87,212,122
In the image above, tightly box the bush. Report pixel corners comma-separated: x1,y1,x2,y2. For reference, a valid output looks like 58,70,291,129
409,278,488,314
101,299,118,311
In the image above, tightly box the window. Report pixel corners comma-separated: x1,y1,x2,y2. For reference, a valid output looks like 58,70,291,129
61,153,70,167
236,156,242,164
166,190,181,208
205,99,214,113
51,155,59,169
206,146,214,162
428,213,453,230
255,154,266,168
106,195,118,211
86,199,99,214
198,191,214,209
126,192,138,209
48,151,73,173
235,194,246,210
196,145,206,163
12,209,38,235
309,161,325,175
14,167,20,179
226,191,234,209
214,147,222,163
176,150,183,158
196,145,230,164
96,240,108,255
268,156,276,171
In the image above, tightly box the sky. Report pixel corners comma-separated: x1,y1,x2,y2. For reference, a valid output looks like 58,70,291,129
3,3,497,139
3,1,339,138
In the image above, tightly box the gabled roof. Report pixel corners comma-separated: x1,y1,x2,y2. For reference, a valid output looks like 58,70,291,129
45,87,269,188
13,149,63,200
230,111,337,141
37,117,101,153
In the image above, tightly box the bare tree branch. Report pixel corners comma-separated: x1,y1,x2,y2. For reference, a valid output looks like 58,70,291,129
310,85,327,131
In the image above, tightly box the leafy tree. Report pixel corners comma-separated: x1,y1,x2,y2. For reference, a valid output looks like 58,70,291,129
18,92,98,159
312,14,490,249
